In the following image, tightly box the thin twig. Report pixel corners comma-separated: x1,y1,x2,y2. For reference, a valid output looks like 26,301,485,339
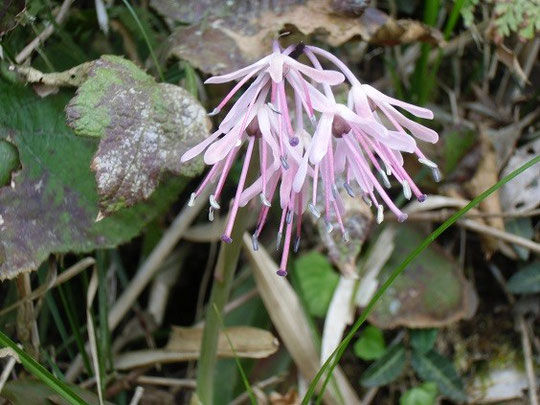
0,356,17,395
458,218,540,254
229,375,285,405
135,376,196,389
0,257,95,317
15,0,74,64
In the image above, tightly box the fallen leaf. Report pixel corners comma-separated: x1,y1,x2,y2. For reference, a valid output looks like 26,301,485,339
320,276,355,364
368,225,478,329
495,43,529,85
114,326,279,369
0,0,25,36
66,55,209,214
269,389,300,405
462,130,504,255
166,325,278,357
160,0,443,74
500,138,540,213
0,82,185,280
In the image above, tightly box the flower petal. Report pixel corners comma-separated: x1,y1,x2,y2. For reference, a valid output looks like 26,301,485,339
309,112,333,164
362,84,434,119
383,103,439,143
180,129,223,162
286,56,345,85
205,56,269,84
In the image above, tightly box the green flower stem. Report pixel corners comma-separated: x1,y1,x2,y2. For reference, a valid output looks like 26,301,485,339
196,157,258,404
303,155,539,404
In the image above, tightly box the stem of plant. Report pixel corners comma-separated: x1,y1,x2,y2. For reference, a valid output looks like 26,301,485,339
196,160,258,404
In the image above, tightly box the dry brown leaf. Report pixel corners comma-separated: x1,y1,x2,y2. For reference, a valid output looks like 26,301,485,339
269,389,300,405
321,276,355,365
242,233,361,405
315,188,373,276
115,326,278,370
462,130,504,256
496,43,529,85
162,0,443,74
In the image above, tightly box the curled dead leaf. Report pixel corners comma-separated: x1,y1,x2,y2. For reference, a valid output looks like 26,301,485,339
160,0,443,74
115,326,278,370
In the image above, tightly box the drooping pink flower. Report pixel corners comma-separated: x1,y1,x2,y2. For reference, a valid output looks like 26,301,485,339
181,41,440,277
181,41,345,276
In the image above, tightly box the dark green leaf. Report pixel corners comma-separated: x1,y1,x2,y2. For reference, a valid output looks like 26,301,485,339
411,350,467,403
0,139,18,186
66,55,208,214
369,225,477,329
507,262,540,295
294,252,339,317
505,218,534,260
353,325,386,361
410,329,438,354
360,344,406,387
0,82,184,280
400,382,438,405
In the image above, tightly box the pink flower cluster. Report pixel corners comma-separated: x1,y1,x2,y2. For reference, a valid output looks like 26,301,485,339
181,42,440,277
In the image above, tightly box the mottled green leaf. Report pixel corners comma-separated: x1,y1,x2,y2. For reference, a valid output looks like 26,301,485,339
507,262,540,295
0,81,184,280
0,139,18,186
368,225,477,329
360,344,406,387
66,55,208,214
0,379,115,405
411,350,467,403
294,252,339,317
353,325,386,361
400,382,438,405
410,328,438,354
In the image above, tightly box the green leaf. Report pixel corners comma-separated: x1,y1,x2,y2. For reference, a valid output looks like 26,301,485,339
0,378,115,405
0,81,184,280
400,382,438,405
360,344,406,387
369,225,477,328
505,218,534,260
294,252,339,317
66,55,208,214
507,262,540,295
410,329,438,354
0,139,19,187
411,350,467,403
353,325,386,361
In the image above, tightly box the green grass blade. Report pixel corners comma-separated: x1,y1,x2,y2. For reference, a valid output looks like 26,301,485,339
121,0,164,81
0,330,86,405
303,155,539,404
58,285,93,376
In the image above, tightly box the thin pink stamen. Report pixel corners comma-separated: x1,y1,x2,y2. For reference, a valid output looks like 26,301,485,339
222,136,256,242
